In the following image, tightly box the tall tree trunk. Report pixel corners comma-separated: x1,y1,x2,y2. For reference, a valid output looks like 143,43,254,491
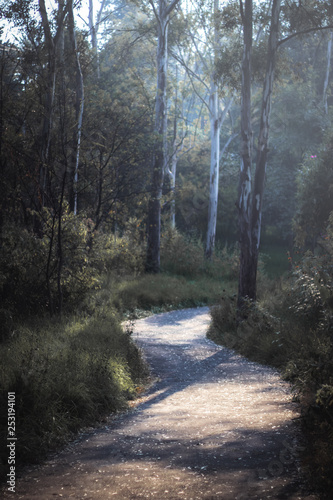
237,0,280,311
38,0,68,209
68,1,84,215
205,0,220,260
166,63,183,229
250,0,280,293
89,0,106,78
57,170,67,316
237,0,253,310
146,0,180,273
205,79,220,259
169,137,178,229
323,31,332,114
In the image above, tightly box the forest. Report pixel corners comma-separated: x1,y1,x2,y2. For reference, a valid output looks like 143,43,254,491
1,0,333,497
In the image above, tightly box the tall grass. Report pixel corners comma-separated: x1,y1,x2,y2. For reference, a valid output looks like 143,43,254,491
0,310,148,482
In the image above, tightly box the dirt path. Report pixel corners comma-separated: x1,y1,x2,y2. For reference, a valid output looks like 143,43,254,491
3,307,318,499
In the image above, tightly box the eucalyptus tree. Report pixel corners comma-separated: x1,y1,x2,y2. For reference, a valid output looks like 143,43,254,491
38,0,70,207
237,0,333,309
68,0,84,215
171,0,238,259
145,0,181,273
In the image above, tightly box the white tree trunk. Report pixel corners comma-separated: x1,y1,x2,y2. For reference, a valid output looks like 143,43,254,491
89,0,106,78
170,141,177,228
205,80,220,259
323,31,332,114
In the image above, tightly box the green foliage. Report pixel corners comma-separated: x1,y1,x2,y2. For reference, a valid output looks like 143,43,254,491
293,138,333,249
0,309,148,482
208,228,333,495
92,219,146,277
0,210,100,326
111,273,230,316
0,224,47,319
160,228,206,277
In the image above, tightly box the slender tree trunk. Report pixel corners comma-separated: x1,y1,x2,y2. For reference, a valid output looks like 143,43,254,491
89,0,106,78
169,137,177,228
237,0,280,311
205,0,220,260
46,212,56,315
250,0,280,290
57,171,67,316
205,79,220,259
38,0,68,208
323,31,332,114
146,0,180,273
167,63,182,229
68,1,84,215
238,0,254,310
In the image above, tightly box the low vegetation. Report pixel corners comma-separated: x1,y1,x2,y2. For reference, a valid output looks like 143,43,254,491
1,222,333,498
0,227,235,485
208,239,333,497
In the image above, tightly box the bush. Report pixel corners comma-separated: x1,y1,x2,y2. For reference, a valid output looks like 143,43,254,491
160,228,205,277
92,218,145,277
160,227,240,281
0,211,100,323
208,241,333,496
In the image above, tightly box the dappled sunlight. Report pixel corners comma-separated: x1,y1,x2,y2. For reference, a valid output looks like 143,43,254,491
5,308,309,499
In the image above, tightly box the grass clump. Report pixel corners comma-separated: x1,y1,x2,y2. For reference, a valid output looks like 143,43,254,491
0,310,148,482
111,274,233,316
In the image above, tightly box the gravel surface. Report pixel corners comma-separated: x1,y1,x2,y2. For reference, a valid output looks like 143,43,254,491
3,307,318,499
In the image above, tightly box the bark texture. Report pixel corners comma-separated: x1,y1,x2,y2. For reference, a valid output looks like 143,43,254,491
238,0,280,310
238,0,254,309
68,1,84,215
146,0,180,273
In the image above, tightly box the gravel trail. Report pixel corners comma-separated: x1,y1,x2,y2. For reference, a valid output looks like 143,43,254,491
3,307,318,499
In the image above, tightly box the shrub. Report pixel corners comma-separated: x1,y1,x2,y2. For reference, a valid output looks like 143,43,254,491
160,228,205,277
92,218,145,277
208,240,333,496
0,211,100,322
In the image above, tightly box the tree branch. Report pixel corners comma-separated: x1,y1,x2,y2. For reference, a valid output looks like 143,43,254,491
278,24,333,47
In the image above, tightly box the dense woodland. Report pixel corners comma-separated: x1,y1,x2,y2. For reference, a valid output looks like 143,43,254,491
1,0,333,497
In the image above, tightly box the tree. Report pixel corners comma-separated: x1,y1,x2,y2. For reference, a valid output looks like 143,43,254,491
146,0,181,273
68,0,84,215
170,0,237,258
37,0,69,208
237,0,333,309
238,0,254,310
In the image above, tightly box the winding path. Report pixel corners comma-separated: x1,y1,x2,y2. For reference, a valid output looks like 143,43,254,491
5,307,317,499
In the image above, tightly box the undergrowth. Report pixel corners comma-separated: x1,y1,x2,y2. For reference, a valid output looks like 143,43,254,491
0,309,149,483
0,226,237,487
208,249,333,498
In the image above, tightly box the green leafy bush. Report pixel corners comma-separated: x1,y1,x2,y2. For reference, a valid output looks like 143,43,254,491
92,218,146,277
160,227,240,281
0,210,100,324
160,228,206,277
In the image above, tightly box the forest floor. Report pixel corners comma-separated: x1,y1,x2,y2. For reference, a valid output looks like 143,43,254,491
2,307,319,499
